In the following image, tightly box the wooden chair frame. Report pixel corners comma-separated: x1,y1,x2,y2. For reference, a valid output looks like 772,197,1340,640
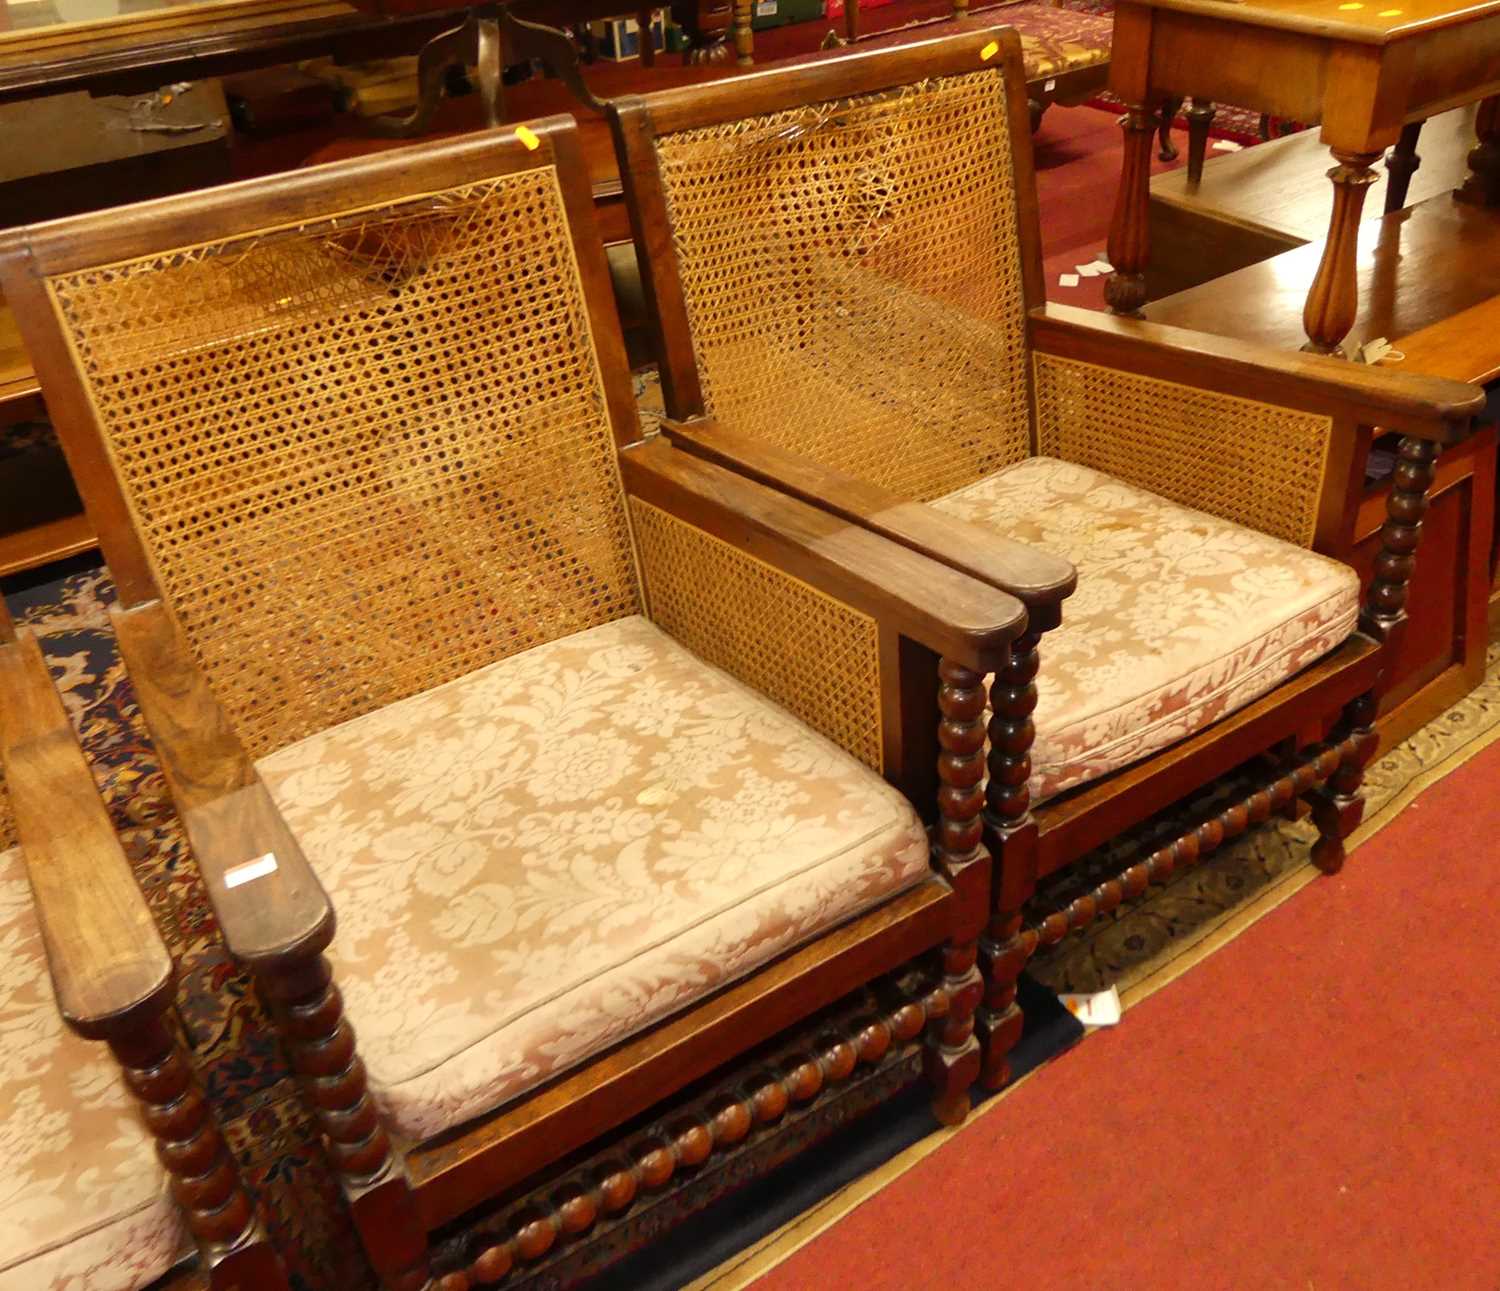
608,26,1484,1091
0,599,290,1291
0,121,1028,1290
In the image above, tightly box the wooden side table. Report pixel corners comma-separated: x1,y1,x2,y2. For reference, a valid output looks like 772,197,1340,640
1104,0,1500,355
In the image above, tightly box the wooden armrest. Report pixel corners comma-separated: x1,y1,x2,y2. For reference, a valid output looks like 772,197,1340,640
0,631,173,1039
661,418,1077,630
111,600,334,970
620,436,1027,673
1030,303,1485,442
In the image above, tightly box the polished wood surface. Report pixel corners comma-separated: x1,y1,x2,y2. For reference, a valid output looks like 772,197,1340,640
1147,104,1479,298
1147,191,1500,373
1105,0,1500,351
1139,0,1500,41
0,628,173,1035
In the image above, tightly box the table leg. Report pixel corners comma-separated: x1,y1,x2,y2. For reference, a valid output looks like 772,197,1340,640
1185,98,1215,183
1457,96,1500,208
1104,104,1158,315
734,0,753,65
1383,120,1423,214
1157,96,1181,161
1300,148,1380,357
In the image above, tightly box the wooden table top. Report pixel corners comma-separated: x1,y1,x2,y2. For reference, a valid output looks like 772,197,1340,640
1152,106,1478,242
1123,0,1500,43
1147,191,1500,382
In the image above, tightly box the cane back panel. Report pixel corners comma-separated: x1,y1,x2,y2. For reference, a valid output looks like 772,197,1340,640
629,498,883,770
652,69,1032,502
42,168,641,758
1032,354,1333,548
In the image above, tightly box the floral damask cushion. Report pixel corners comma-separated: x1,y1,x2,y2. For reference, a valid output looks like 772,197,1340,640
934,457,1361,804
257,615,931,1142
0,849,186,1291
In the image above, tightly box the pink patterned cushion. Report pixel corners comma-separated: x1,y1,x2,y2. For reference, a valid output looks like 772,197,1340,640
933,458,1361,803
0,849,186,1291
258,615,931,1142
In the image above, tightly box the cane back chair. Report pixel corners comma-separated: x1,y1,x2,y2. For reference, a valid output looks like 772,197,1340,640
0,598,290,1291
0,122,1026,1290
609,28,1484,1090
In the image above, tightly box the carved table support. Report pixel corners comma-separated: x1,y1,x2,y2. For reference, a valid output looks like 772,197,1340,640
1457,95,1500,208
1105,106,1159,316
1300,148,1381,356
926,659,988,1126
977,631,1039,1090
111,1016,289,1291
259,955,433,1291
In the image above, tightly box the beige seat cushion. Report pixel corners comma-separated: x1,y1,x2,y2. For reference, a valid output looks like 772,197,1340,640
934,457,1361,804
258,615,931,1142
0,850,185,1291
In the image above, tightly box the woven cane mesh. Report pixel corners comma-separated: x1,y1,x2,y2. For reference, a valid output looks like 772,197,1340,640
1033,354,1332,547
630,498,883,770
653,70,1031,502
45,168,641,757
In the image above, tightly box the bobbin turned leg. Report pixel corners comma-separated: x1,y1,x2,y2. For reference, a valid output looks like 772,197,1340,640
976,631,1039,1091
1307,693,1378,875
259,956,433,1291
1301,149,1381,356
1105,106,1159,316
112,1016,289,1291
926,660,990,1125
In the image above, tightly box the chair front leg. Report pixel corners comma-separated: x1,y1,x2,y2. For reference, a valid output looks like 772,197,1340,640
926,659,989,1126
111,1015,289,1291
1308,435,1440,873
977,630,1040,1091
258,955,434,1291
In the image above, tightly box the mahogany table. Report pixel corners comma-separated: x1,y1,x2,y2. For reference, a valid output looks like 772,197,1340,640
1103,0,1500,355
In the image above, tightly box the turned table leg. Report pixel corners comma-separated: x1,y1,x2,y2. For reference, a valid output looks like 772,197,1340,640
1384,119,1424,213
1185,98,1215,183
1457,96,1500,208
733,0,753,65
1105,104,1158,315
1300,148,1380,357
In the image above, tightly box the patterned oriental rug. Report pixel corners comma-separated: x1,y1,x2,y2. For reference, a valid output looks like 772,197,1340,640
5,554,1498,1291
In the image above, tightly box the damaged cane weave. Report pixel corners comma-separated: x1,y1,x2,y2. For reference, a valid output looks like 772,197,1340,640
43,168,642,758
653,70,1032,501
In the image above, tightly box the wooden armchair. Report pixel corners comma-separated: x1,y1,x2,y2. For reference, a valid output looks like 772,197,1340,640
0,122,1026,1290
0,600,289,1291
609,28,1485,1091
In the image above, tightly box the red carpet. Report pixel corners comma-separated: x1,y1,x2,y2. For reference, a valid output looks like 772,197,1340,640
754,738,1500,1290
